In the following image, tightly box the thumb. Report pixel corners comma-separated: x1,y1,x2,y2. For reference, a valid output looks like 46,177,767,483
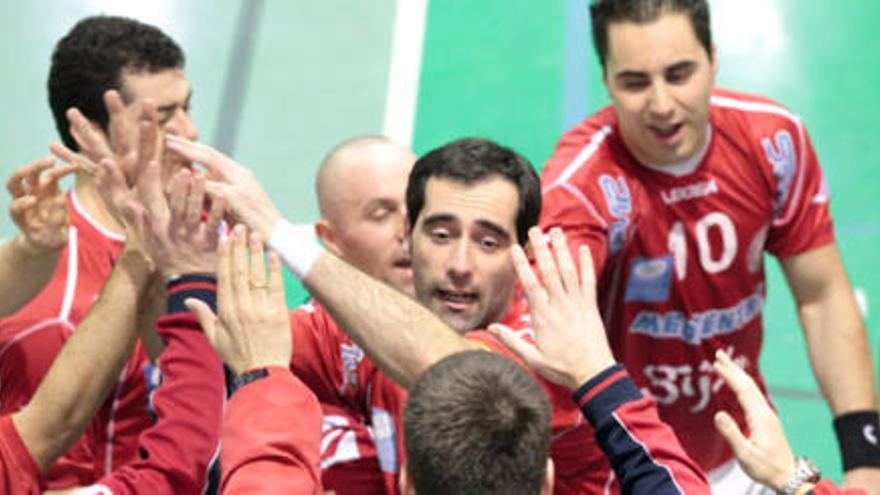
488,323,543,368
714,410,751,459
185,298,218,343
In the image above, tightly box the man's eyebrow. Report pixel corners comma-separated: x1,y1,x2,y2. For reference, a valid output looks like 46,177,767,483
666,60,696,73
362,197,397,212
157,90,192,113
422,213,457,227
474,219,511,242
613,69,648,80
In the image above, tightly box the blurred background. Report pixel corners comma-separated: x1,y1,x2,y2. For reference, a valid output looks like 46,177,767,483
1,0,878,482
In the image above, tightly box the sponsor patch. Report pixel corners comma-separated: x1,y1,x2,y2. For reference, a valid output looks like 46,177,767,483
625,255,673,303
372,408,399,474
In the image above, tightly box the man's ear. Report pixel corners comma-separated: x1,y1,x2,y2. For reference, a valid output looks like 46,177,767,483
314,219,343,257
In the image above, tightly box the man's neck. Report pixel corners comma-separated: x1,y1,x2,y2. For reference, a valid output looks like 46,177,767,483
74,175,126,236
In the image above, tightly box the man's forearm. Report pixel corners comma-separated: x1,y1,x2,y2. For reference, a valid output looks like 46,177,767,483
0,234,62,317
302,249,481,389
12,249,151,471
800,293,874,413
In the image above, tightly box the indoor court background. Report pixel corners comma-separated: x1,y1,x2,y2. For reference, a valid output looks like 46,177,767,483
1,0,877,484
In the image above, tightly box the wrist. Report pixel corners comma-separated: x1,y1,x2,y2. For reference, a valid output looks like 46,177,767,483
834,410,880,471
116,249,154,281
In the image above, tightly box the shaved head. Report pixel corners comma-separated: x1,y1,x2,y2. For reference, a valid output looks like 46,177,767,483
317,136,416,222
314,135,417,295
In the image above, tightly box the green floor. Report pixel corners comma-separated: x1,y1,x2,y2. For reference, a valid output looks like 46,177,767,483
1,0,878,484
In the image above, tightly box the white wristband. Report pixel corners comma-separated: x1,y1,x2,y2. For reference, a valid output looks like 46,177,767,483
267,219,323,279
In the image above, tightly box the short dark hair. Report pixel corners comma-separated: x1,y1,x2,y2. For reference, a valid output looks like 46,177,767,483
406,138,541,245
48,15,185,150
590,0,712,70
404,351,551,495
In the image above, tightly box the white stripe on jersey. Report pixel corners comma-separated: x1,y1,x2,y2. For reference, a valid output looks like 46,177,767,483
550,125,613,187
59,225,78,322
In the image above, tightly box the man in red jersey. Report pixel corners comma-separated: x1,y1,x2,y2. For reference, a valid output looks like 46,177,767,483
0,15,201,489
539,1,878,492
297,135,416,494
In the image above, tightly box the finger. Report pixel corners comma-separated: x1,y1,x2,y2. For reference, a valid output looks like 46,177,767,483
529,226,565,298
713,350,768,416
7,158,54,197
137,160,167,221
267,252,287,310
216,234,234,325
167,170,191,236
231,224,252,315
48,142,96,175
67,107,112,158
135,115,160,178
204,195,226,244
248,232,267,304
510,244,550,314
164,136,231,181
98,158,130,211
185,298,219,344
41,163,80,193
9,196,38,224
185,173,205,232
578,244,598,304
488,323,546,369
106,90,134,157
714,411,752,461
549,228,579,294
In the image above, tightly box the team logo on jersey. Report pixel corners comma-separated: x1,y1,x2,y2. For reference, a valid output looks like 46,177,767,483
625,255,673,303
599,174,632,253
340,343,365,394
630,284,764,344
762,130,796,219
371,408,399,474
660,179,719,205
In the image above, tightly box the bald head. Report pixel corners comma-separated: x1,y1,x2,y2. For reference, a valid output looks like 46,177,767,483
314,135,417,295
317,136,416,222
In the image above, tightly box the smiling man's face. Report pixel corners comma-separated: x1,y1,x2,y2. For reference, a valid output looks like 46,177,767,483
604,11,717,166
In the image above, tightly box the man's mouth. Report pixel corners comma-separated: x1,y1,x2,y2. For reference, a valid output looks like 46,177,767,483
648,123,683,143
436,288,478,311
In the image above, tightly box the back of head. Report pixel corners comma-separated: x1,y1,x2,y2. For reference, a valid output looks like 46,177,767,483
405,138,541,245
48,15,184,149
404,351,551,495
590,0,712,70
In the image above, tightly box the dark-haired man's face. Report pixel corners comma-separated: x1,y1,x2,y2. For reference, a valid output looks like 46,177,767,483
604,12,716,166
120,68,197,183
410,175,519,332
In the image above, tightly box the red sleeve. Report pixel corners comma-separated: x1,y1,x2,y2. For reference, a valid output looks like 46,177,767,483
760,116,834,258
93,282,225,494
220,367,322,494
0,415,41,494
574,364,710,494
809,479,867,494
540,122,615,272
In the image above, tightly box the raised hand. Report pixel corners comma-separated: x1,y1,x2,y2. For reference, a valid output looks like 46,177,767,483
164,135,281,238
52,90,159,190
490,227,615,390
713,349,798,491
6,157,80,253
187,225,292,375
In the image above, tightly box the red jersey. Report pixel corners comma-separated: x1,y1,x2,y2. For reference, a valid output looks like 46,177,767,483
0,192,152,487
0,415,41,494
290,299,614,494
540,88,834,471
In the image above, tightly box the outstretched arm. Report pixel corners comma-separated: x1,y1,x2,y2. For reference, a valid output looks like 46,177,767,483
165,137,480,389
492,227,710,494
781,244,879,493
